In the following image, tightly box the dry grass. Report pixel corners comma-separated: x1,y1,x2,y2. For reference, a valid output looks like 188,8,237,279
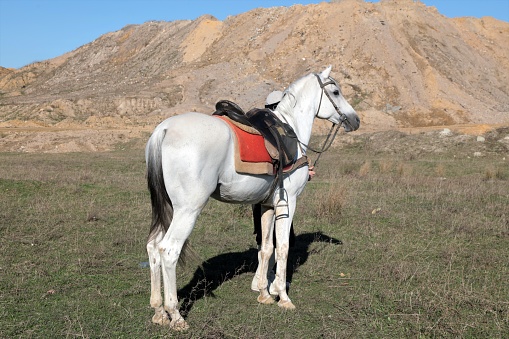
313,182,347,221
484,165,507,181
1,131,508,338
359,160,371,177
378,159,393,173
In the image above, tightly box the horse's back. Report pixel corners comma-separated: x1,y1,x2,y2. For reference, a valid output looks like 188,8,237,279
158,113,229,153
161,112,231,144
157,112,234,189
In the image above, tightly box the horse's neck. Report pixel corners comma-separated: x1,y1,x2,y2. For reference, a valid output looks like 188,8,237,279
275,94,316,154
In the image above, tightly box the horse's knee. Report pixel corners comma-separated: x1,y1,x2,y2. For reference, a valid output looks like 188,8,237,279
260,244,274,258
159,246,181,267
277,243,289,256
147,239,158,257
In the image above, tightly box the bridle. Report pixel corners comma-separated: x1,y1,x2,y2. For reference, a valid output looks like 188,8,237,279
297,74,352,167
269,73,352,203
314,74,350,127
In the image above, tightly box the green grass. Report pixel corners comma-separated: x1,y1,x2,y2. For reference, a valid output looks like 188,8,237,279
0,131,508,338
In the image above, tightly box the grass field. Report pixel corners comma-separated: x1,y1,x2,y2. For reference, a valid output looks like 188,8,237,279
1,130,508,338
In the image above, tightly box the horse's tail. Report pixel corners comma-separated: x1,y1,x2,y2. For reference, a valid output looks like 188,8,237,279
145,123,193,266
146,124,173,240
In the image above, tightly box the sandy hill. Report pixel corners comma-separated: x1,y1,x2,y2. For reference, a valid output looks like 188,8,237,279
0,0,508,152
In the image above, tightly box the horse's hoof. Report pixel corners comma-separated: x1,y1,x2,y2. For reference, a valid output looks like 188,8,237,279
257,294,275,304
152,312,171,326
170,318,189,331
278,299,296,310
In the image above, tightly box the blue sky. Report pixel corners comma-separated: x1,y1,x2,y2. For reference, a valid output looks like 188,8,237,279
1,0,508,69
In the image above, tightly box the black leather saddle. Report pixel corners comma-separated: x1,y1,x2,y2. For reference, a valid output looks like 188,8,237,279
213,100,249,126
213,100,298,168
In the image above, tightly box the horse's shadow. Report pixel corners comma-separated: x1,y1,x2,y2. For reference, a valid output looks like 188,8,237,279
178,231,342,316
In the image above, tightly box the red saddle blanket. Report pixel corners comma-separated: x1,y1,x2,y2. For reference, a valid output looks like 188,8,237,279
215,115,307,175
216,115,272,163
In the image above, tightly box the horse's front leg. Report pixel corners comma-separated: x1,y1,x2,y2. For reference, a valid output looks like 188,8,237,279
273,198,297,309
256,206,276,304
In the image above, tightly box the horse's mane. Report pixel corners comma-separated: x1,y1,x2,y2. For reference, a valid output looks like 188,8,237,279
276,73,313,118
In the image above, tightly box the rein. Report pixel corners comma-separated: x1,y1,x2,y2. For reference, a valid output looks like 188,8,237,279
303,122,341,168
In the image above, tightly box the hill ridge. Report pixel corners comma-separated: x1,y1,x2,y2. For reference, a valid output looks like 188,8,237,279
0,0,508,152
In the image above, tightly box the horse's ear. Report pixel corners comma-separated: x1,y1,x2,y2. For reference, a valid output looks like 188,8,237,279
320,65,332,79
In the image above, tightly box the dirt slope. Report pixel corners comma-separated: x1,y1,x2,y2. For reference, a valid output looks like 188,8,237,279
1,0,508,152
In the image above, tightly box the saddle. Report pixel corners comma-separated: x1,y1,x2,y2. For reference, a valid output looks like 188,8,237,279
213,100,299,168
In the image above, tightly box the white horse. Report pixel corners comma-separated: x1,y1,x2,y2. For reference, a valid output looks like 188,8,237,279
145,66,360,330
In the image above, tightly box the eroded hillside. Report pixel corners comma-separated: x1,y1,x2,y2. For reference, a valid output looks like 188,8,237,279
1,0,508,152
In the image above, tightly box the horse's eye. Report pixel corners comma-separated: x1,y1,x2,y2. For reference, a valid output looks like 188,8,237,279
333,90,340,96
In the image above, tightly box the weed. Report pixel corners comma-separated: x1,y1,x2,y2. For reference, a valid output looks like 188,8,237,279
435,163,446,177
378,159,393,173
314,182,346,221
396,162,413,177
359,160,371,176
484,165,507,181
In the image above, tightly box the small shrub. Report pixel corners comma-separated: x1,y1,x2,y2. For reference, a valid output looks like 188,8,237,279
397,162,413,177
359,161,371,176
315,183,346,221
435,163,446,177
379,159,393,173
484,166,506,181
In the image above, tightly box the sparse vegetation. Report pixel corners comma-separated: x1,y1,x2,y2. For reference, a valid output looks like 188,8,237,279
484,165,507,181
1,132,508,337
1,0,508,334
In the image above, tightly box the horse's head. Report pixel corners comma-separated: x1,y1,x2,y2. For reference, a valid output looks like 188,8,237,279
315,66,360,132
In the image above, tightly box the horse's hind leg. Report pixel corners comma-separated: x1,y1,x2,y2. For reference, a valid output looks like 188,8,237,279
147,230,170,325
159,208,203,331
